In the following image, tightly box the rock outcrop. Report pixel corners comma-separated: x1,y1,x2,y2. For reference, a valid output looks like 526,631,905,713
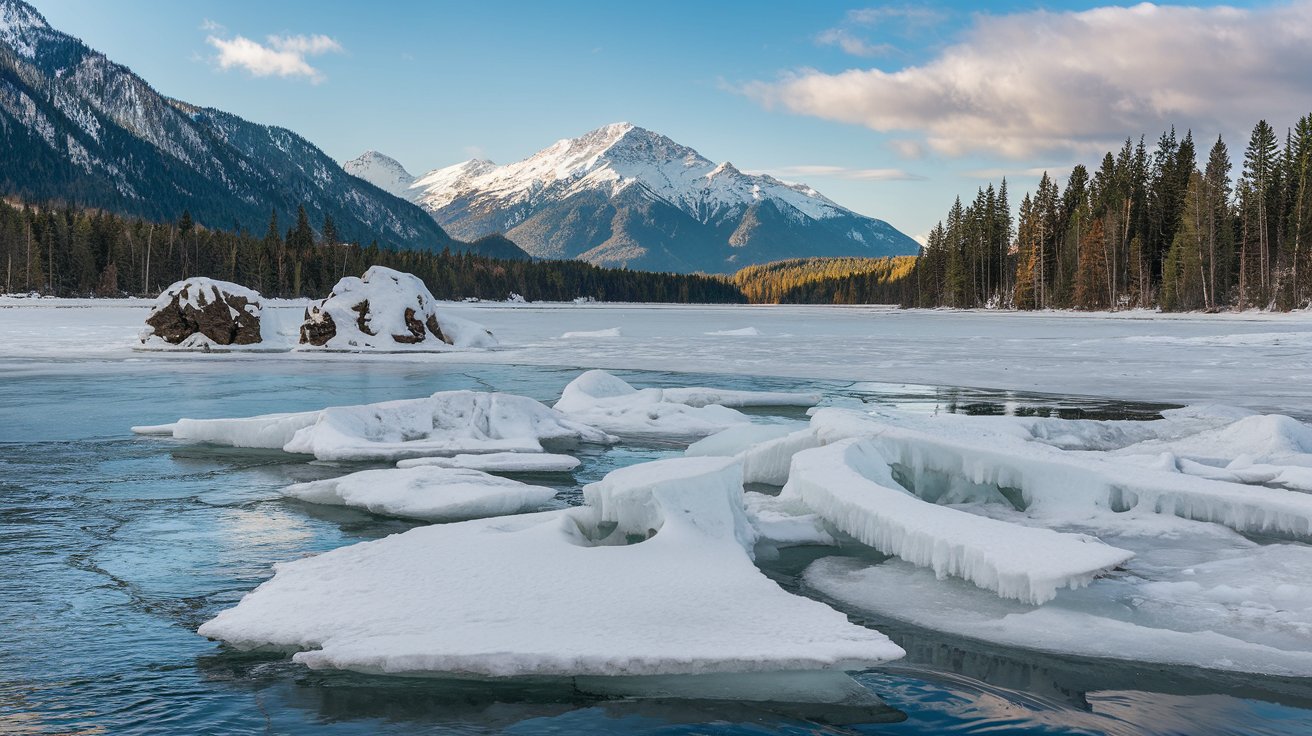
143,278,263,346
299,266,496,349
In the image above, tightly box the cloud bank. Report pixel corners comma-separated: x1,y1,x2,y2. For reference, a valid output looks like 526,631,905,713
207,32,343,83
748,2,1312,158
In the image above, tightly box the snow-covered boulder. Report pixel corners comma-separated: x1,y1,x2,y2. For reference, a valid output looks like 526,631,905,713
133,390,616,462
299,266,496,349
198,456,904,681
284,466,558,522
141,278,263,346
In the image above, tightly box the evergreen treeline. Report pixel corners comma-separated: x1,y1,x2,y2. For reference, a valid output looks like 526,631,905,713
0,199,744,303
730,257,916,304
909,115,1312,311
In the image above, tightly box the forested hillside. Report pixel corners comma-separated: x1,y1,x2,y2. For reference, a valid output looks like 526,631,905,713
729,257,915,304
0,199,742,303
909,115,1312,311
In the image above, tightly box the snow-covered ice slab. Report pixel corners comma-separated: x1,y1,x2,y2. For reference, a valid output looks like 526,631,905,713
199,456,903,679
811,408,1312,539
134,391,614,461
805,509,1312,678
396,452,580,473
784,440,1134,604
283,466,558,522
554,370,753,441
687,424,831,486
131,411,320,450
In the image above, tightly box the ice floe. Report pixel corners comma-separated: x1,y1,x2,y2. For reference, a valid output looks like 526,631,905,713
199,456,904,679
809,407,1312,538
783,439,1134,604
396,452,580,473
135,390,614,461
283,466,558,522
553,370,816,442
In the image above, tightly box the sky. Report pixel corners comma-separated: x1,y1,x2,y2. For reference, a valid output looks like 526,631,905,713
26,0,1311,242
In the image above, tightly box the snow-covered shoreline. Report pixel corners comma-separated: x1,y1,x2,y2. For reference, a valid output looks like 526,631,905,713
4,297,1312,415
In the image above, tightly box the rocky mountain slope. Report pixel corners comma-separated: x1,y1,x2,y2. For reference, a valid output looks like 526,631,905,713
0,0,522,257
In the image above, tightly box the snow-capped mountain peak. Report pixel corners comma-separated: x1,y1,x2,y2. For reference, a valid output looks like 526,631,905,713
343,150,416,199
346,122,919,272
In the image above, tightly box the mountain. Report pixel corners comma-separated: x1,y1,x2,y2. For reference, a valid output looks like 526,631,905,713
342,150,415,199
348,123,920,273
0,0,525,259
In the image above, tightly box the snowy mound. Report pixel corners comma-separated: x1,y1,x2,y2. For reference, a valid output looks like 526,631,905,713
299,266,496,350
284,466,558,522
198,457,904,679
705,327,761,336
554,370,752,441
560,327,621,338
134,390,615,461
141,278,263,347
396,452,580,473
553,371,816,442
784,439,1134,604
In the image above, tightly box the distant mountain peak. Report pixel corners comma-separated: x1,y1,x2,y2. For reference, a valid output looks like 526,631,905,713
380,123,919,272
342,150,416,199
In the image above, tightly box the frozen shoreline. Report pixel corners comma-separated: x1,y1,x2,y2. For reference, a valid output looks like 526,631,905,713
3,297,1312,415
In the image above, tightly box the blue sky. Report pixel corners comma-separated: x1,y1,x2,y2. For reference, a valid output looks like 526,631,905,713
27,0,1303,241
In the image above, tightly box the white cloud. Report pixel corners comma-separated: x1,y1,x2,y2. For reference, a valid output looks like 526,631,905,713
750,2,1312,158
815,28,896,57
816,5,946,57
206,32,343,83
748,164,926,182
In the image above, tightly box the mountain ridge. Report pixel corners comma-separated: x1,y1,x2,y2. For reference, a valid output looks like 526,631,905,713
348,122,919,273
0,0,525,259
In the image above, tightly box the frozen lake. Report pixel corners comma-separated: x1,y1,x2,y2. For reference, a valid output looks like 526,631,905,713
2,300,1312,734
4,298,1312,415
